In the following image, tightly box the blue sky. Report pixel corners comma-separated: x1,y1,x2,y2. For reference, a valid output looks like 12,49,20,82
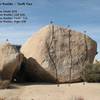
0,0,100,60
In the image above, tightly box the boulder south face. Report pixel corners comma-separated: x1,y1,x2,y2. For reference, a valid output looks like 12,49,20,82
21,24,97,83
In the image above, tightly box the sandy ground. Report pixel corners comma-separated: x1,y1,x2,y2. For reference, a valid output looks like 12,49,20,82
0,82,100,100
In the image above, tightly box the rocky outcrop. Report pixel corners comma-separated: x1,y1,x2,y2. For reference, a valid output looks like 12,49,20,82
0,43,23,88
21,24,97,83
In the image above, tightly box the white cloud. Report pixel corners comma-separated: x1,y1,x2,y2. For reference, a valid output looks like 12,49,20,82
0,33,3,36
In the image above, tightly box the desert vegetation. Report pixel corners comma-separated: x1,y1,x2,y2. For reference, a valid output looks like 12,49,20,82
0,96,84,100
0,97,5,100
70,96,84,100
0,80,10,89
82,62,100,82
0,96,22,100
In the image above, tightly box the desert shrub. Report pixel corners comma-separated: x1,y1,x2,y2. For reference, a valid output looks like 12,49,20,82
81,63,100,82
0,80,10,89
0,96,21,100
9,96,21,100
0,97,5,100
70,96,84,100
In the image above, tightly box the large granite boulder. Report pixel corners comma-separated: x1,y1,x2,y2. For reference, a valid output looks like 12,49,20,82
21,24,97,83
0,43,23,83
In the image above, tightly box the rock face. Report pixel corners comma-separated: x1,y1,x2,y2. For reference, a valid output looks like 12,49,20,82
21,24,97,83
0,43,23,82
14,57,56,83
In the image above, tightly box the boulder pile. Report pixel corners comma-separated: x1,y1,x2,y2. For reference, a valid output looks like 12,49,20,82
0,24,97,89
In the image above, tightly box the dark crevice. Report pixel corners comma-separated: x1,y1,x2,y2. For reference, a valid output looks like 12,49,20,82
68,29,72,82
46,24,58,83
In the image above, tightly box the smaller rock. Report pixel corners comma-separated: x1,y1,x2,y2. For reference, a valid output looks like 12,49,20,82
0,43,23,82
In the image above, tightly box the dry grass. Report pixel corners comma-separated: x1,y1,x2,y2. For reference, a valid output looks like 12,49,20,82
0,96,84,100
0,96,21,100
70,96,84,100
